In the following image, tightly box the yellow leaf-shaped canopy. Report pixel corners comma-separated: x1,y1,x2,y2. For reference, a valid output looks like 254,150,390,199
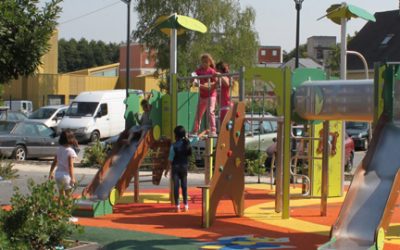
152,14,207,36
326,3,376,25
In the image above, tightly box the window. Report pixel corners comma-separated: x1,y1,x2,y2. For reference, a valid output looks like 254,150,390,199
14,123,37,136
37,124,54,137
381,34,394,46
262,121,274,133
66,102,99,117
99,103,108,116
261,50,266,56
272,50,277,56
48,95,65,105
145,58,150,65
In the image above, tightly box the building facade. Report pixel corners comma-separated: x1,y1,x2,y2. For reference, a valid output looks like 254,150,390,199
307,36,336,66
257,46,282,65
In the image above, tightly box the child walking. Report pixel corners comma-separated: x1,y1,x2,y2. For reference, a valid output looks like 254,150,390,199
49,129,78,202
165,126,207,212
216,61,232,123
192,53,217,136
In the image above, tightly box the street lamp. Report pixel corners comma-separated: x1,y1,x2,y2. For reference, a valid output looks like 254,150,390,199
294,0,304,69
121,0,131,129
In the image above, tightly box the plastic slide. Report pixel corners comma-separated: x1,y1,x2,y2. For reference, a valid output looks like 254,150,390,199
83,130,152,201
320,116,400,249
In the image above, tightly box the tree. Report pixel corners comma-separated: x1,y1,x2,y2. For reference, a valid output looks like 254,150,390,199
58,39,120,73
282,44,307,63
0,0,62,84
133,0,259,83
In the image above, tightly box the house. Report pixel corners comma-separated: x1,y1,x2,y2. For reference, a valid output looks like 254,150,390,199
280,58,323,71
257,46,282,67
307,36,336,66
347,10,400,79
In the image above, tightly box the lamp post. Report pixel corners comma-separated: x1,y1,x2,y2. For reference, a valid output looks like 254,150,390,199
121,0,131,129
294,0,304,69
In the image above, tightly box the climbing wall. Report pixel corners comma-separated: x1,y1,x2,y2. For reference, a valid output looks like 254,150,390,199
209,102,245,225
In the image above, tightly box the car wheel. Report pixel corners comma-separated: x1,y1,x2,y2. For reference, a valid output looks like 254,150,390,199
13,145,27,161
345,151,354,172
90,131,100,142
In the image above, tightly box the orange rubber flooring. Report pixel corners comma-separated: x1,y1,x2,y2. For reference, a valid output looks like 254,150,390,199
76,185,400,250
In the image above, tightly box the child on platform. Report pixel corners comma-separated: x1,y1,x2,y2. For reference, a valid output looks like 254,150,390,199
216,61,232,123
192,53,217,136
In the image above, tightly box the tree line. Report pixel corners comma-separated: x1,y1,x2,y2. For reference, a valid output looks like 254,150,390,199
58,38,120,73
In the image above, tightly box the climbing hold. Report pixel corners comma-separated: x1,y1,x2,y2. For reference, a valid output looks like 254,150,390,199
226,174,233,181
153,125,161,141
236,112,240,118
236,131,241,137
227,150,233,157
221,143,226,149
219,165,224,172
235,157,241,167
226,120,233,130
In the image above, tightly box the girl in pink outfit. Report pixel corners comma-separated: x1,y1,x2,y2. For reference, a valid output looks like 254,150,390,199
192,54,217,135
216,61,232,123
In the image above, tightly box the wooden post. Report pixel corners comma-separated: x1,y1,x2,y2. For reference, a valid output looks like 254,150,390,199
321,121,330,216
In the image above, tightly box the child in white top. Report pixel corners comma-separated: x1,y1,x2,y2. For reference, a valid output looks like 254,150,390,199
49,129,78,200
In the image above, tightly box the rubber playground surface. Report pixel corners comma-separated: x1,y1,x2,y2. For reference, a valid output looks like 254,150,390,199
72,184,400,250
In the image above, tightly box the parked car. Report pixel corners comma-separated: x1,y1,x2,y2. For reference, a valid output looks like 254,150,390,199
192,114,278,166
345,122,370,150
28,105,68,129
0,121,59,161
344,133,355,172
0,110,27,121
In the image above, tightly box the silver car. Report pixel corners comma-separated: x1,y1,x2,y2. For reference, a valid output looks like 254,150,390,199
192,114,277,166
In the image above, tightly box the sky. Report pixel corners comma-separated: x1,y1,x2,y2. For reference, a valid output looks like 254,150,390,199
47,0,397,52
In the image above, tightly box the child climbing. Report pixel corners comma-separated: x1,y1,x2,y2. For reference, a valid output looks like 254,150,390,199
49,129,78,203
216,61,232,123
165,126,208,212
192,53,217,137
135,98,153,129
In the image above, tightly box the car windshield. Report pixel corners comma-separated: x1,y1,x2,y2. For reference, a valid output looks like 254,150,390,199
0,122,15,134
0,112,27,121
29,108,57,119
66,102,98,117
346,122,368,130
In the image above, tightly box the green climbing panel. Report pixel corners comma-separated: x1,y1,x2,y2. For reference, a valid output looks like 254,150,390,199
177,91,199,132
125,90,142,128
292,68,327,89
162,94,172,138
149,90,163,128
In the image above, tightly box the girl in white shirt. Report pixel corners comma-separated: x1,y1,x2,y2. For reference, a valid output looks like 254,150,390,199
49,129,78,201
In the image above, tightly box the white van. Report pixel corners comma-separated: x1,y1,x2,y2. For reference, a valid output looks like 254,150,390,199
4,100,33,115
57,90,127,143
28,105,68,129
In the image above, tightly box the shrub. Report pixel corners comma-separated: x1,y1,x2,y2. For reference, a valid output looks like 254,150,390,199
80,141,107,168
0,158,18,180
0,179,82,249
244,149,266,176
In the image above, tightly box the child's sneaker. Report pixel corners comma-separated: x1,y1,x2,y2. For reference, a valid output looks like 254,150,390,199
184,205,189,212
175,206,181,213
68,217,79,223
188,132,198,138
208,132,218,138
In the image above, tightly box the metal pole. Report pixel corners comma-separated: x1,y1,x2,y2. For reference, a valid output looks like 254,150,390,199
125,0,131,129
239,66,245,101
347,51,369,79
340,17,347,80
295,1,302,69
